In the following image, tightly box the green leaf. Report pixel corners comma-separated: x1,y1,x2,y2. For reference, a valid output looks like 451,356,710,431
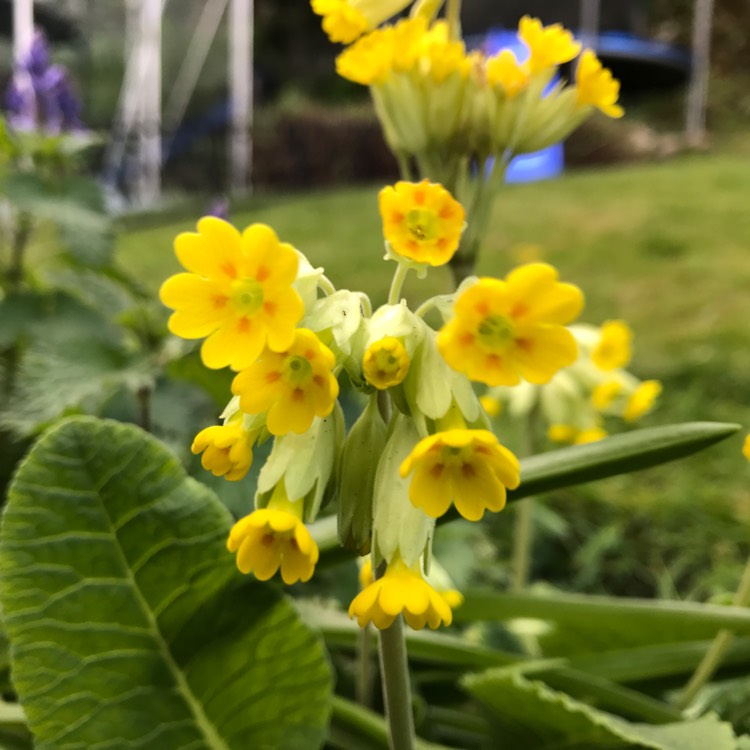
463,671,737,750
456,589,750,652
5,172,114,267
503,422,738,507
1,294,151,435
0,417,332,749
308,606,681,724
329,696,448,750
312,422,740,558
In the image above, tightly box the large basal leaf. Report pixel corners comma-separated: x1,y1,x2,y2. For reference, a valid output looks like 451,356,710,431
463,670,738,750
0,417,332,749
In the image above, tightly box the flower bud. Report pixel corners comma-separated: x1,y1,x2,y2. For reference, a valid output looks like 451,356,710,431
337,395,387,554
372,414,434,568
256,404,344,522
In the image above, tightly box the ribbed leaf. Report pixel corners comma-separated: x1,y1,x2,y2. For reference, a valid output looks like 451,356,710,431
0,417,332,749
463,671,737,750
502,422,737,505
456,589,750,651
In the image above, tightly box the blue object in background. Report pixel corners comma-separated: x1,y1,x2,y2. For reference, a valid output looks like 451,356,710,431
483,29,566,184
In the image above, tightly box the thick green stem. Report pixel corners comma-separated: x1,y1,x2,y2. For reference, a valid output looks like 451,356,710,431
511,498,535,591
378,618,416,750
511,408,540,591
445,0,462,40
677,556,750,708
356,624,375,708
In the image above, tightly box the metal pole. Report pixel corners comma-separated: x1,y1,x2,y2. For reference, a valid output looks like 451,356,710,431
139,0,162,203
13,0,34,64
229,0,253,194
163,0,229,136
579,0,601,49
686,0,715,145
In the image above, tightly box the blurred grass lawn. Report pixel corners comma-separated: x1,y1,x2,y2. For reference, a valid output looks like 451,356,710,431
118,141,750,598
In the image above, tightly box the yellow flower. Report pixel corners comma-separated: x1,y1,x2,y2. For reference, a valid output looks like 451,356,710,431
623,380,661,422
349,557,453,630
160,219,304,371
191,418,257,481
743,435,750,462
591,380,622,411
437,264,584,387
480,395,502,418
335,25,395,84
363,336,410,389
548,424,607,444
576,49,624,118
358,558,464,611
227,487,319,584
592,320,633,371
518,16,581,74
400,429,521,521
312,0,412,44
485,49,530,98
379,180,465,267
232,328,339,436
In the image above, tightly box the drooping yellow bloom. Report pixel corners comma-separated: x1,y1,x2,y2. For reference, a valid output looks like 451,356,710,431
479,395,502,418
576,49,624,118
335,24,395,84
358,558,464,612
485,49,530,98
363,336,410,389
191,417,257,481
232,328,339,436
549,424,607,445
227,487,319,584
160,219,304,371
400,429,520,521
437,264,584,387
592,320,633,371
623,380,662,422
591,380,622,411
349,557,453,630
743,435,750,462
379,180,465,266
311,0,412,44
518,16,581,74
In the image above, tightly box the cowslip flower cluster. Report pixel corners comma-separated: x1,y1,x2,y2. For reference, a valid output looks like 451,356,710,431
333,15,622,163
483,320,662,445
160,178,585,632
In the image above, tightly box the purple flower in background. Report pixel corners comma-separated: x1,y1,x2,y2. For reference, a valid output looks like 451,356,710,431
2,29,84,133
208,197,230,221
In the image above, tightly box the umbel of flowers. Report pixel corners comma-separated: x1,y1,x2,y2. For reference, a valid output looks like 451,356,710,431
314,7,623,280
160,179,584,630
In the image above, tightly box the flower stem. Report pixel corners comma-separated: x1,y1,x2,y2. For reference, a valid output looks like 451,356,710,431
511,498,535,591
446,0,462,40
356,624,374,708
388,263,410,305
378,617,416,750
511,408,541,591
677,556,750,708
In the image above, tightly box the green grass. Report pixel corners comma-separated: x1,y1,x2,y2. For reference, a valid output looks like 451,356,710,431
118,146,750,599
